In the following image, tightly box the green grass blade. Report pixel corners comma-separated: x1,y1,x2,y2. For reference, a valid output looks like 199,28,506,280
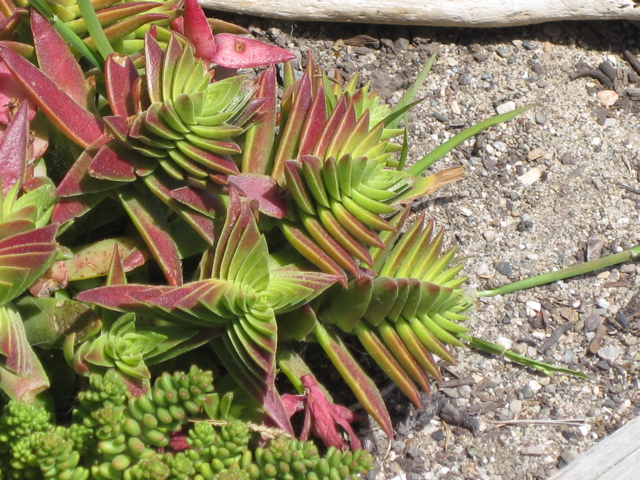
77,0,114,61
407,106,532,177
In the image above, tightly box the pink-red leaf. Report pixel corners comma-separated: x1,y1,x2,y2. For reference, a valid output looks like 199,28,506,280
31,10,90,109
0,46,103,148
0,100,27,195
116,185,182,286
212,33,295,69
0,60,37,125
228,174,287,219
183,0,216,61
105,54,138,118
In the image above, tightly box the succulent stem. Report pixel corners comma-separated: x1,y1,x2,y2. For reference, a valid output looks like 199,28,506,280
477,244,640,297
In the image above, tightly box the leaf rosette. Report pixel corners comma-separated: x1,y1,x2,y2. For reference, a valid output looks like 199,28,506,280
77,189,340,432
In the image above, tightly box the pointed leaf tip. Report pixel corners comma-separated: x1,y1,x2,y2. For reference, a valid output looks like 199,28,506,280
213,33,295,69
183,0,216,61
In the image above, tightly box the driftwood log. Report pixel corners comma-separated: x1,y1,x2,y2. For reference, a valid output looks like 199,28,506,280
200,0,640,27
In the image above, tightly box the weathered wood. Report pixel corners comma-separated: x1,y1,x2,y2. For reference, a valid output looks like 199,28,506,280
200,0,640,27
549,416,640,480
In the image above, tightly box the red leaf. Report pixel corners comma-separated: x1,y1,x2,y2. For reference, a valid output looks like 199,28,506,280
0,46,104,148
212,33,295,69
105,54,138,118
0,100,27,195
228,174,287,219
183,0,216,61
31,10,90,109
116,186,183,286
0,60,37,125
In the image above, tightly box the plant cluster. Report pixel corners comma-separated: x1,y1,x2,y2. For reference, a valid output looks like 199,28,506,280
0,366,374,479
0,0,603,473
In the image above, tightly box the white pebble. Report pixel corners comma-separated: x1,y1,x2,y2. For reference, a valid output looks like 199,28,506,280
496,336,513,350
595,298,610,309
578,424,592,437
496,101,516,115
528,380,542,391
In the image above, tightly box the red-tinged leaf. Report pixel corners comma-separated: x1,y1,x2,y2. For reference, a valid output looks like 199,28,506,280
0,303,49,402
242,66,277,174
144,33,164,104
0,100,27,195
0,46,103,148
170,185,223,217
64,237,147,281
56,136,122,196
280,220,347,286
354,322,422,409
92,1,161,27
95,13,170,49
116,185,183,286
298,85,327,157
301,374,363,450
106,244,127,285
51,193,107,225
312,95,348,159
0,224,56,250
175,141,240,175
228,173,287,218
183,0,216,61
313,322,393,439
272,73,312,182
324,100,358,161
299,213,360,278
31,10,89,109
213,33,295,69
0,60,37,125
87,141,138,182
105,54,138,118
377,320,431,394
0,13,21,41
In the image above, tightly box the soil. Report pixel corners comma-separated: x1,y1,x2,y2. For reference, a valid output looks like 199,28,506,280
211,12,640,480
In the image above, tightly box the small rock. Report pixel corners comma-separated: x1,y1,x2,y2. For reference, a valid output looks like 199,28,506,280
535,111,547,125
517,220,534,232
531,62,546,75
431,430,445,441
433,112,449,123
597,89,618,107
473,52,489,63
518,167,542,185
597,345,620,363
578,424,591,437
526,300,542,317
496,101,516,115
527,148,545,161
509,399,522,413
394,38,410,51
459,73,473,85
521,384,534,399
521,446,545,456
559,450,578,467
496,47,512,58
483,231,497,242
560,153,579,165
494,261,513,276
496,336,513,349
528,380,542,391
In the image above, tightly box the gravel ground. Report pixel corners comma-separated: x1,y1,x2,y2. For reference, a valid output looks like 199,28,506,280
213,12,640,480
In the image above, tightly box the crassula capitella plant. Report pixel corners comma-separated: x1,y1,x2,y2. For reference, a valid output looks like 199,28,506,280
0,0,593,476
